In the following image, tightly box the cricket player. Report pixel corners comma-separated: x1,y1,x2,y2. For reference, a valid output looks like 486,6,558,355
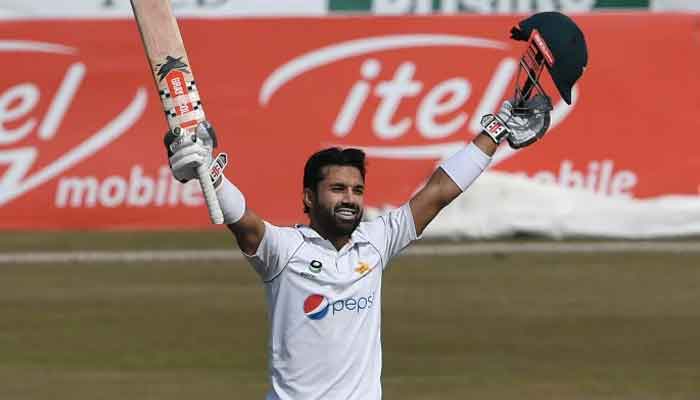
164,12,586,400
163,97,546,400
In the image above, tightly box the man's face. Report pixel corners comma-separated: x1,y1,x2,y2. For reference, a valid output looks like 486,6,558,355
305,165,365,237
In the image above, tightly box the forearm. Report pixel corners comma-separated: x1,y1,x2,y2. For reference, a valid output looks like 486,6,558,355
409,168,461,235
409,133,494,235
217,176,246,224
226,208,265,256
439,135,493,192
217,176,266,255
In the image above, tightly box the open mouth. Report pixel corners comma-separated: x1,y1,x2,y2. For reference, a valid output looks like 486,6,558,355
335,207,358,221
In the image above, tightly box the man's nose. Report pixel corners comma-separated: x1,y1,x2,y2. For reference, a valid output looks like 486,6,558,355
343,188,357,202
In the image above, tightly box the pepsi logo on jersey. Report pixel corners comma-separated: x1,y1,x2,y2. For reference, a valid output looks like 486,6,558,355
303,294,330,320
303,293,375,321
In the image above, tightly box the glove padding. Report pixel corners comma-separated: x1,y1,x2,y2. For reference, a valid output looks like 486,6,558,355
481,94,553,149
164,121,217,183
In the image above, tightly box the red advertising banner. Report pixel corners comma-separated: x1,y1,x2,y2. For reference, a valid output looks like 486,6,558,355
1,14,699,229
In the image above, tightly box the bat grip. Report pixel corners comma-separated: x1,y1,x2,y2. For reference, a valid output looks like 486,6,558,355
197,163,224,224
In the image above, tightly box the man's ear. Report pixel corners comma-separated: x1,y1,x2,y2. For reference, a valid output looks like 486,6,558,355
303,188,315,210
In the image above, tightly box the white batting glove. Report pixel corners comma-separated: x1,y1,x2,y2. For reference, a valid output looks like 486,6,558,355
164,121,217,183
481,94,553,149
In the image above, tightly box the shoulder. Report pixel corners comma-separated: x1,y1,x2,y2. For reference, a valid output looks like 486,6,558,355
245,222,306,280
267,221,304,237
355,204,409,240
259,221,305,250
357,203,419,246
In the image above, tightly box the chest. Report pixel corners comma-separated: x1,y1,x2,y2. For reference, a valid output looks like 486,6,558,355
284,241,383,293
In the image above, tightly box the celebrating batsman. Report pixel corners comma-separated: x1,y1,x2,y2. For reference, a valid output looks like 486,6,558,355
164,12,586,400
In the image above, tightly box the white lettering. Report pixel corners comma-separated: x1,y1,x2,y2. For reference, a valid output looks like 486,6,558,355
100,176,127,208
373,0,413,13
440,0,459,13
0,83,39,145
168,169,181,205
336,59,510,141
517,160,638,197
0,147,37,196
583,160,598,191
333,59,381,137
598,160,613,195
558,0,596,12
182,180,203,206
610,171,637,198
532,171,556,185
559,160,582,189
56,177,99,208
127,165,154,206
172,78,184,96
495,0,510,12
376,0,595,14
373,62,422,139
54,165,203,208
534,0,557,12
155,166,171,206
0,62,86,145
413,0,432,13
469,57,517,134
464,0,497,13
39,62,85,140
417,77,470,139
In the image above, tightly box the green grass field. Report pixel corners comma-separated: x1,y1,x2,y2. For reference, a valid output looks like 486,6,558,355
1,233,699,399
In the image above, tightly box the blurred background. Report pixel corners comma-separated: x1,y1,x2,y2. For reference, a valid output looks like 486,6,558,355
1,0,699,236
1,1,700,399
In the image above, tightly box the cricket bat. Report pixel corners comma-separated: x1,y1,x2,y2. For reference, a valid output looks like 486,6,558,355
130,0,224,224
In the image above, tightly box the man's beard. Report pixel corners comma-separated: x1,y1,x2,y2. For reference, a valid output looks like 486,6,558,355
314,202,363,237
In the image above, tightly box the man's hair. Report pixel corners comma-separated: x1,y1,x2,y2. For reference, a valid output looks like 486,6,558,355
303,147,366,213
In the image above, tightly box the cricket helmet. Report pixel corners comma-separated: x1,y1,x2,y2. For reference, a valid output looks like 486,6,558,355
510,11,588,105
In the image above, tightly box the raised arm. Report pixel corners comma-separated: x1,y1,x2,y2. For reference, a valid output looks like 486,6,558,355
224,197,265,255
165,122,265,255
409,134,496,236
409,95,552,236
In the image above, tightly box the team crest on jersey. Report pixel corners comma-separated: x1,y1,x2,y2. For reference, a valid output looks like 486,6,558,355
355,262,370,275
303,294,330,320
308,260,323,273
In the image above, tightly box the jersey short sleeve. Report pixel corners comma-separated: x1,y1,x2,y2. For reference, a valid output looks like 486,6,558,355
360,203,419,269
244,221,304,282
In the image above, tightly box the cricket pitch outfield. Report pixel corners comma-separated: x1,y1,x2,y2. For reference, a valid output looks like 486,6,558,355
0,231,699,399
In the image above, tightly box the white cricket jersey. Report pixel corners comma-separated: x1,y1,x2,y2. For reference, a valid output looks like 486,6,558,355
245,203,419,400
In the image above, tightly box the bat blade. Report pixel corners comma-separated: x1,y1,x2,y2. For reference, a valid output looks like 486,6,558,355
130,0,223,224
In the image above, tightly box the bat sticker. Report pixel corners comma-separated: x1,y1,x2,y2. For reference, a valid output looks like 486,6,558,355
155,55,190,81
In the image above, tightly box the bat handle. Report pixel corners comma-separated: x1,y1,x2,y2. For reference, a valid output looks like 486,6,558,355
197,163,224,224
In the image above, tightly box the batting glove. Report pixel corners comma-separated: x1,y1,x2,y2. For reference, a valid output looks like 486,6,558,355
164,121,217,183
480,94,553,149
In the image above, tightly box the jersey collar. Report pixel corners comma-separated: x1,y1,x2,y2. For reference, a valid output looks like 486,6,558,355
295,224,369,244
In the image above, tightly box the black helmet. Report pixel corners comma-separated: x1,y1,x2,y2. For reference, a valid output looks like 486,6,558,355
510,11,588,105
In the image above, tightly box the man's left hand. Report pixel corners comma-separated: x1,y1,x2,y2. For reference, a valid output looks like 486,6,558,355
480,94,553,149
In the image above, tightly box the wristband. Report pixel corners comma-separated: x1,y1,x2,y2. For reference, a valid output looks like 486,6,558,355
216,176,246,224
439,142,491,191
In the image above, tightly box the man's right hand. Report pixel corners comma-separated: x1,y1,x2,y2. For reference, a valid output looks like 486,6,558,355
164,121,217,183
